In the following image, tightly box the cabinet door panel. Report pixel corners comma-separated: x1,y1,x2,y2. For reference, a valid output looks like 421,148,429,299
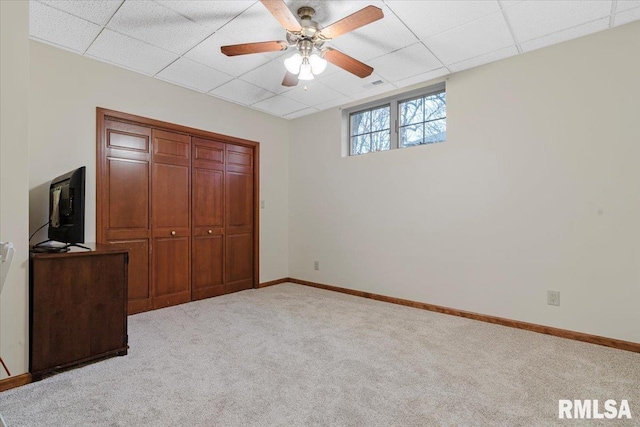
30,250,127,376
88,253,128,355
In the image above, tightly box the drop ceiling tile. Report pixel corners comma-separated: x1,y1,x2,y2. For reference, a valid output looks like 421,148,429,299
86,28,179,75
448,46,518,73
521,18,609,52
209,79,275,105
617,1,640,12
286,0,385,28
614,5,640,25
500,1,526,8
107,0,213,54
281,81,344,106
315,95,354,111
185,33,272,77
156,1,253,31
29,1,102,53
283,107,318,120
216,1,285,44
328,5,418,61
425,12,514,66
504,1,613,43
384,1,501,40
393,68,450,90
368,42,443,82
318,72,392,97
156,58,232,92
37,0,123,25
252,96,307,117
240,60,297,94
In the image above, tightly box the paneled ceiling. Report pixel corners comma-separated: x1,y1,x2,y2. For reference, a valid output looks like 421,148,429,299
29,1,640,119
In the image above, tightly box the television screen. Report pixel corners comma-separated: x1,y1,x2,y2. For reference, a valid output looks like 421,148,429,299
48,166,85,244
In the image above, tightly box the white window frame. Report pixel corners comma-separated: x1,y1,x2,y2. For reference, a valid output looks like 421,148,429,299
344,82,446,156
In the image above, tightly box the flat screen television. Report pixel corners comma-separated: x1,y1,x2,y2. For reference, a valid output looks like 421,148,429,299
47,166,86,245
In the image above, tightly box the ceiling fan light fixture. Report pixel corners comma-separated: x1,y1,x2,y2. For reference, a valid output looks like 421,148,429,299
284,53,303,74
309,53,327,75
298,59,315,80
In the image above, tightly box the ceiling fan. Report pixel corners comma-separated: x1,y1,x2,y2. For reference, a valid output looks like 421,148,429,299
221,0,384,87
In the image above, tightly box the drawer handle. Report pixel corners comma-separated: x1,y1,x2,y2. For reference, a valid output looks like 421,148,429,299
171,231,176,236
208,229,212,234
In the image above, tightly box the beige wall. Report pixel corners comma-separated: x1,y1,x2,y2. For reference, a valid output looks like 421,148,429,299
0,0,30,379
289,22,640,343
1,12,637,381
28,40,290,285
0,40,291,377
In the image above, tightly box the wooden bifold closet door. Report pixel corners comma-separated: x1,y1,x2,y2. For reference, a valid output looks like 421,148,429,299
151,129,191,309
191,137,225,300
97,109,259,315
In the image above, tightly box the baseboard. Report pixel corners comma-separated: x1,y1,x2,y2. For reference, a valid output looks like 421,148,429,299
278,278,640,353
257,278,290,288
0,373,32,392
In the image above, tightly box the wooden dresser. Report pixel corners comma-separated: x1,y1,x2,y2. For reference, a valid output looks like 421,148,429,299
29,244,128,379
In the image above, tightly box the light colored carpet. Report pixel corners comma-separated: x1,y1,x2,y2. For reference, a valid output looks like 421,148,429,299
0,283,638,426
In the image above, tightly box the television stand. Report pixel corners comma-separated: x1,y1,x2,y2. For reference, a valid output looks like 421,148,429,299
30,244,128,378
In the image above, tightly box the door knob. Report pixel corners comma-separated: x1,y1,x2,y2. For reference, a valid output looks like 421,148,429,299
171,231,176,236
208,229,212,234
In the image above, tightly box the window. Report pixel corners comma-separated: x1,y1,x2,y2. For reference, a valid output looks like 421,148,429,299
399,92,446,147
350,105,390,155
347,83,446,156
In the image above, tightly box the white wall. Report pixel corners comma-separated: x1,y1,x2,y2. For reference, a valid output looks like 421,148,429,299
289,22,640,343
0,0,30,379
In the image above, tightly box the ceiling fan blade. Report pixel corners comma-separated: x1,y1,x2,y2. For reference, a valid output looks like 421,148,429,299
221,40,288,56
260,0,302,32
282,71,299,87
324,48,373,78
319,5,384,40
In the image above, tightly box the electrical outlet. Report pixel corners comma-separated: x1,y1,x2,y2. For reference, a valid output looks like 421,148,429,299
547,290,560,306
314,261,319,270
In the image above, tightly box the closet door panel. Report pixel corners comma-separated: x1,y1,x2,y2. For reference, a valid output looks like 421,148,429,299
152,236,191,308
100,118,152,314
193,168,223,228
107,158,149,230
192,235,224,300
226,171,253,232
153,129,190,166
191,137,225,301
152,162,190,229
107,239,150,305
225,233,253,292
151,129,191,308
225,143,254,293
